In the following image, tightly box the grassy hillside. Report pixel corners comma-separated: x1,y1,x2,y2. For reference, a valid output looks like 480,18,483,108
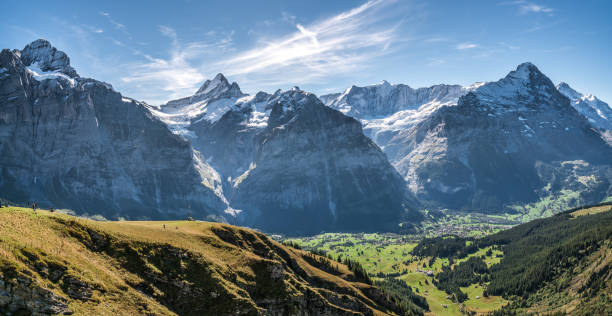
286,203,612,315
413,203,612,315
0,207,415,316
285,233,508,315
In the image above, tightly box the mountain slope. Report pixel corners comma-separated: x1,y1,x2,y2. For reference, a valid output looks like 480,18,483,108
155,82,421,235
228,88,420,235
557,82,612,132
0,206,410,316
557,82,612,144
0,39,228,220
324,63,612,213
407,63,612,211
413,203,612,315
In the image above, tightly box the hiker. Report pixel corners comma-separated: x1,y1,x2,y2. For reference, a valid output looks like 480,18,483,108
163,224,166,230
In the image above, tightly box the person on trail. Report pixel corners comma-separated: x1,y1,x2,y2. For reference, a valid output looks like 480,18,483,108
163,224,166,230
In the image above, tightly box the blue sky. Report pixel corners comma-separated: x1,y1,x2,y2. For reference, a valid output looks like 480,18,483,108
2,0,611,105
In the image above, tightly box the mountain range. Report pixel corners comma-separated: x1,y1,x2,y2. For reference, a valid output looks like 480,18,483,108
1,39,611,234
321,63,612,213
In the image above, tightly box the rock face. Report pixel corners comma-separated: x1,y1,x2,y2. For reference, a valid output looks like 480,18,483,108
1,40,419,234
167,85,419,234
321,81,479,163
188,90,272,185
324,63,612,212
0,273,72,315
0,40,227,220
324,80,470,118
228,88,419,235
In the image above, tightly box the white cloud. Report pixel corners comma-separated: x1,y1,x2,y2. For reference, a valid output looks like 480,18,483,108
115,0,409,104
456,42,478,50
119,26,236,104
501,1,554,15
520,3,553,14
99,11,129,34
216,0,400,87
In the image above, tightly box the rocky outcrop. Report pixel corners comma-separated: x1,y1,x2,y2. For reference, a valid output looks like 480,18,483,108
0,270,72,315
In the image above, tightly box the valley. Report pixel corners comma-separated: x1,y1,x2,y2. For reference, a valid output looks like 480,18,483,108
284,203,612,315
1,32,611,315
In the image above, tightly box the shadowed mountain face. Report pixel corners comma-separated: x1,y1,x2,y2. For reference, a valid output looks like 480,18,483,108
181,87,420,235
324,63,612,212
2,39,610,231
227,89,420,235
405,63,612,211
0,40,419,234
0,40,228,220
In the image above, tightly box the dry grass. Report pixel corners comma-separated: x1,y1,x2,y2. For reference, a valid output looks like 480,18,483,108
570,204,612,218
0,207,399,315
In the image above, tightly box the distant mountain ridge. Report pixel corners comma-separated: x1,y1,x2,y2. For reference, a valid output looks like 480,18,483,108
323,62,612,213
1,39,611,232
0,40,417,235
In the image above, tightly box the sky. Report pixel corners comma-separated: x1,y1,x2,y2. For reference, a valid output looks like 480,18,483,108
1,0,611,105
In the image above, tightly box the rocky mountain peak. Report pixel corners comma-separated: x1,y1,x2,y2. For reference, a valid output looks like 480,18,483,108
196,73,227,93
505,62,547,85
195,73,239,96
472,62,559,108
19,39,78,78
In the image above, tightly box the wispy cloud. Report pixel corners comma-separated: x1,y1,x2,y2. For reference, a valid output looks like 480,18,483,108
426,58,446,66
119,26,236,104
501,1,554,16
216,0,402,87
99,11,129,35
519,3,553,14
456,42,478,50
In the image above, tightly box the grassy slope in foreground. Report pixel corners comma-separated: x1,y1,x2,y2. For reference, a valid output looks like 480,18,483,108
0,207,406,316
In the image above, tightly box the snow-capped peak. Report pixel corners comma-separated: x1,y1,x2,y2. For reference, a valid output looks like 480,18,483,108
196,73,232,95
506,62,540,82
471,62,556,108
20,39,78,78
556,82,612,131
